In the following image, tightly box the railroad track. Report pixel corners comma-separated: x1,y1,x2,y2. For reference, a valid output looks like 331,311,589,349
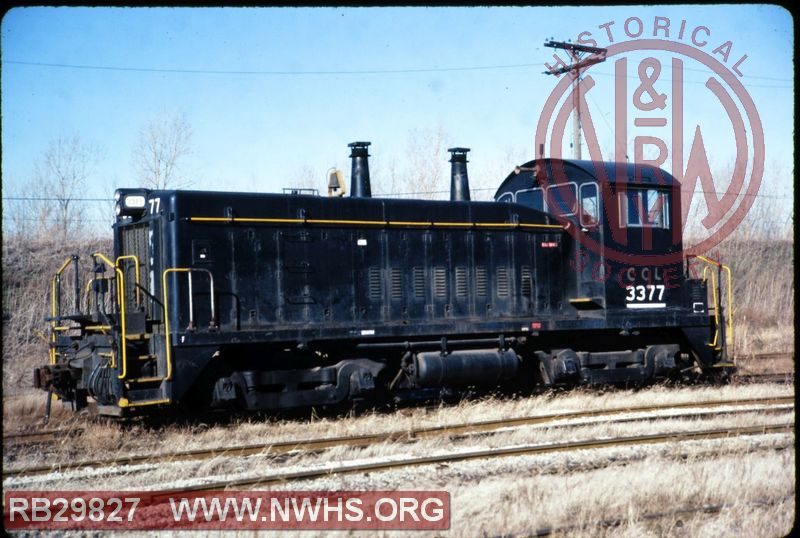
2,428,85,445
4,395,793,479
734,352,794,362
137,421,795,496
733,372,794,384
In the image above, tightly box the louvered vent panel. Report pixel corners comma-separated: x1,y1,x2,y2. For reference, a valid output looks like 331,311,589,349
413,267,426,299
390,268,403,300
455,267,468,298
434,267,447,298
521,266,532,297
475,267,487,297
369,267,382,300
497,267,510,298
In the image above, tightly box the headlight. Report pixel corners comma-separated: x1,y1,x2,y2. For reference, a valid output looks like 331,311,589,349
115,189,150,219
123,195,147,209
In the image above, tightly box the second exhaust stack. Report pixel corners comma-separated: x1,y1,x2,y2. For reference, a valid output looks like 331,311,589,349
348,141,372,198
448,147,471,201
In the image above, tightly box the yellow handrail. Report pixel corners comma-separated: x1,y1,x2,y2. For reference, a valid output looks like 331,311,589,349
696,255,734,352
161,268,195,382
161,267,217,383
702,266,720,349
50,257,76,365
92,253,128,379
115,255,142,307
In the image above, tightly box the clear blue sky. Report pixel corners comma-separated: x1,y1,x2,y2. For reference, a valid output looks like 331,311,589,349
1,6,794,229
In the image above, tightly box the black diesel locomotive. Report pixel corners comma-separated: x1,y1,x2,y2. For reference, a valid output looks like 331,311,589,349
35,142,734,416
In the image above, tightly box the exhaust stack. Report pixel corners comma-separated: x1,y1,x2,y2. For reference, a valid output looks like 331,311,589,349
348,141,372,198
448,147,471,201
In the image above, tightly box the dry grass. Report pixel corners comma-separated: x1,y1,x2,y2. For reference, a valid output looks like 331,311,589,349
5,383,792,486
5,407,793,538
2,392,87,437
4,384,793,538
736,356,795,375
446,447,794,537
4,382,793,467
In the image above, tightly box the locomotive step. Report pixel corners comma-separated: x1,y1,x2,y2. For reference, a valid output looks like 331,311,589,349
125,333,151,340
124,387,165,403
126,376,165,384
118,397,171,408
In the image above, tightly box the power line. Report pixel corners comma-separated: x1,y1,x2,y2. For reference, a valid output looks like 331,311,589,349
677,64,792,82
3,196,111,202
2,217,113,223
584,68,792,89
4,59,542,76
585,87,629,161
6,59,792,89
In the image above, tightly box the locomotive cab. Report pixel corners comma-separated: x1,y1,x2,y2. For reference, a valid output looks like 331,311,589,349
495,158,733,376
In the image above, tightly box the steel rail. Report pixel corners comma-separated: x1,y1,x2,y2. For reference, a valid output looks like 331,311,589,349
2,429,84,444
152,422,794,495
734,352,794,361
732,373,794,384
4,396,793,479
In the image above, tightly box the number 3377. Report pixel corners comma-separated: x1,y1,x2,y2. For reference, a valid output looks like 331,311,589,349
625,284,665,302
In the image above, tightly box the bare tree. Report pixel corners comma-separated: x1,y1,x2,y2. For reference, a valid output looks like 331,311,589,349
7,135,98,242
288,165,320,192
403,126,449,200
133,113,194,189
371,126,450,199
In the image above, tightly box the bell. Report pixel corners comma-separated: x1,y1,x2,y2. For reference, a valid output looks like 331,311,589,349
327,169,345,197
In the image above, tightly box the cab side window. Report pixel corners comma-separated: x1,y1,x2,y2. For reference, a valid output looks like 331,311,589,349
546,183,578,216
619,189,670,228
579,183,599,226
515,188,544,212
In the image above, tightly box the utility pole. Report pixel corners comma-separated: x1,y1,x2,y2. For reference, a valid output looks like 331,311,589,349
543,40,607,160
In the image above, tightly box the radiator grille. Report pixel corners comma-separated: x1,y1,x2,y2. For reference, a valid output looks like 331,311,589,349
119,223,150,312
475,266,487,297
390,268,403,300
369,267,382,301
496,267,510,298
413,267,425,299
521,266,532,297
455,267,468,298
433,267,447,298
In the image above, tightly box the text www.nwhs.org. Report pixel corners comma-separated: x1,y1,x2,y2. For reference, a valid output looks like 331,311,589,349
4,491,450,530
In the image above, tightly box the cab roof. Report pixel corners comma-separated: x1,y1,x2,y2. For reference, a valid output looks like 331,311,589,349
495,158,680,199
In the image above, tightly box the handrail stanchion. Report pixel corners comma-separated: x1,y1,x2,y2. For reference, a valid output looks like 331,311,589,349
115,255,142,308
696,255,734,356
92,253,128,379
50,257,75,365
162,267,217,382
